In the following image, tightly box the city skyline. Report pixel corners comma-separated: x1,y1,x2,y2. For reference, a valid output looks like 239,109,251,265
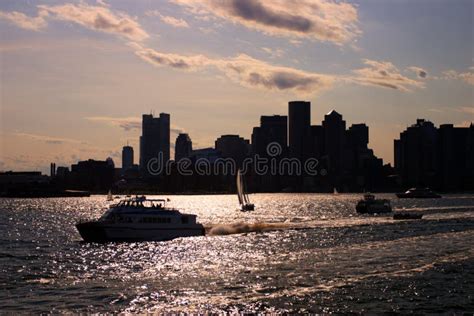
1,0,473,174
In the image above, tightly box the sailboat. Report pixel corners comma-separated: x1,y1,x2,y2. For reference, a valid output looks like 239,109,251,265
106,189,113,201
237,170,254,211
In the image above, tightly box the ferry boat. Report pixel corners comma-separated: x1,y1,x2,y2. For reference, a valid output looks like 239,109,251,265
396,187,441,199
356,193,392,214
76,197,205,242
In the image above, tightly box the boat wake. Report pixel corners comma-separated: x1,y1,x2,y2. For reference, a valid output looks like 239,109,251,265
206,222,295,236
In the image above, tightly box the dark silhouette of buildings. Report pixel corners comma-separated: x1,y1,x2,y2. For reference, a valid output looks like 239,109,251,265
122,145,134,172
288,101,311,159
69,158,115,191
248,102,388,192
252,115,287,157
395,120,474,190
189,147,221,163
9,107,471,195
215,134,250,167
140,113,170,175
175,133,193,161
322,110,346,177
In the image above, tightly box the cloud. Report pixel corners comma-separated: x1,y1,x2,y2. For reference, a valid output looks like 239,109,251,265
0,10,48,30
146,10,189,28
443,68,474,86
86,116,185,134
172,0,360,44
261,47,284,58
350,59,425,91
14,132,85,145
85,116,142,131
407,66,428,79
458,106,474,115
132,44,209,70
37,3,148,41
132,43,334,94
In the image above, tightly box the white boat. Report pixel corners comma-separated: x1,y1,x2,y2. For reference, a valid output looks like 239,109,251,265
76,196,205,242
237,170,254,211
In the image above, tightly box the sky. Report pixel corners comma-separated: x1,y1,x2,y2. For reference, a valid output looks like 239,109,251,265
0,0,473,174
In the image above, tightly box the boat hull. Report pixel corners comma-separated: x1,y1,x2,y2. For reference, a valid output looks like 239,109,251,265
356,201,392,214
240,204,255,212
76,221,205,242
396,193,441,199
393,212,423,220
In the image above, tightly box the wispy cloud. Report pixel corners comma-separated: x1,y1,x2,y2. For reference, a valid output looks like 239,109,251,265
172,0,360,44
131,43,334,94
407,66,428,79
0,10,48,31
86,116,185,134
457,106,474,114
14,132,86,145
146,10,189,28
1,3,149,41
85,116,142,131
350,59,425,91
443,67,474,86
261,47,284,58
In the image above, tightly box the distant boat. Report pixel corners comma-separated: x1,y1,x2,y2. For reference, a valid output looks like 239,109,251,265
356,193,392,214
333,187,339,194
106,190,113,201
396,187,441,199
237,170,254,211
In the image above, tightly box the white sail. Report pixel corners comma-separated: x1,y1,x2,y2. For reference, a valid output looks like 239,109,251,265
107,190,113,201
242,175,250,204
236,170,243,205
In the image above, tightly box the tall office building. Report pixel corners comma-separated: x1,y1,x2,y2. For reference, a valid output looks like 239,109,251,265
394,119,437,187
288,101,311,159
322,110,346,175
122,145,134,171
175,133,192,161
215,134,250,167
251,115,287,156
139,113,170,175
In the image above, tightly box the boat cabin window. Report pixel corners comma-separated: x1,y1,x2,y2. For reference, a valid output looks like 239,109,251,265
142,217,171,223
181,216,189,224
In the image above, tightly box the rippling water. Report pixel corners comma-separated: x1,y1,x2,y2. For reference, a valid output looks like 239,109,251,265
1,193,473,313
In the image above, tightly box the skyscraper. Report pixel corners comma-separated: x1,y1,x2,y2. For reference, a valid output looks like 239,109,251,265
322,110,346,175
122,145,134,171
139,113,170,175
175,133,192,161
394,119,437,187
215,134,250,167
251,115,287,156
288,101,311,159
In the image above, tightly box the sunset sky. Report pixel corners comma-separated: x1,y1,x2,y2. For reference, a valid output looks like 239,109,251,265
1,0,473,174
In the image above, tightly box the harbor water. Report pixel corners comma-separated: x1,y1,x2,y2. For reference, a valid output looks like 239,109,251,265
1,193,473,313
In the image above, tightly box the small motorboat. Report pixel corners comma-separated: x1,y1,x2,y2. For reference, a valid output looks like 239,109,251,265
237,170,254,212
396,187,441,199
76,196,205,242
393,212,423,220
356,194,392,214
